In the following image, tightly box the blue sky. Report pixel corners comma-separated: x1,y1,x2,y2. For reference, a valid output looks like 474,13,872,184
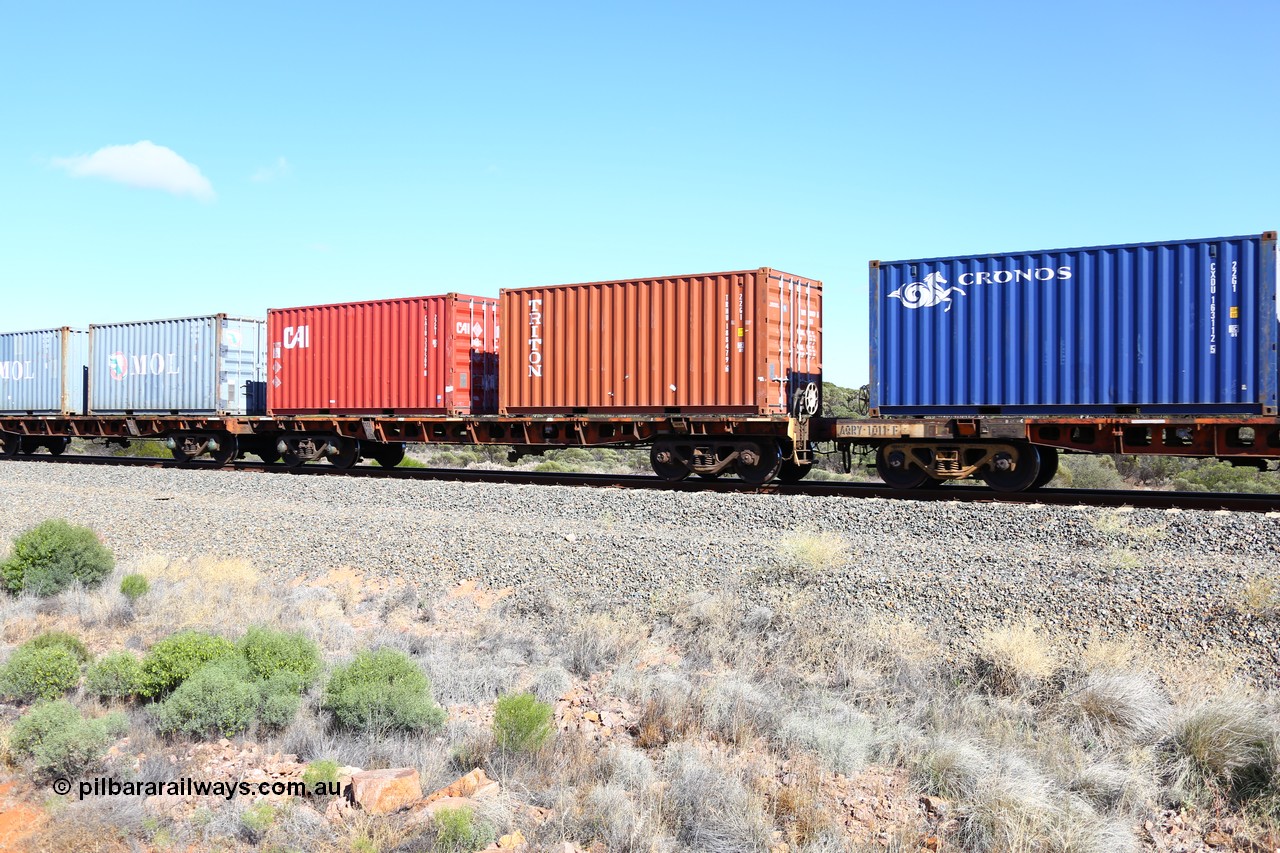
1,1,1275,385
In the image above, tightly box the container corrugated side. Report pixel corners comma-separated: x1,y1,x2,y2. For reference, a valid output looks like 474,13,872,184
0,328,88,414
267,294,499,415
500,268,822,415
870,232,1279,415
88,316,266,414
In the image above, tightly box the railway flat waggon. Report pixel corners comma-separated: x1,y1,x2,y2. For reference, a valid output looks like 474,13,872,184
847,231,1280,490
263,294,500,467
500,268,823,482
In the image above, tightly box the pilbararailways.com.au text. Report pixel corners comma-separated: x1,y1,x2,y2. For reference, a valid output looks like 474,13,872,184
68,777,338,801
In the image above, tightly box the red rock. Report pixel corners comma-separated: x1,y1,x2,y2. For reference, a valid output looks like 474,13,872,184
350,768,422,815
422,768,498,804
324,797,355,822
1204,829,1232,848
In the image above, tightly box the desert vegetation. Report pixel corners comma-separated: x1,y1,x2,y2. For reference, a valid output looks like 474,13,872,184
0,518,1278,851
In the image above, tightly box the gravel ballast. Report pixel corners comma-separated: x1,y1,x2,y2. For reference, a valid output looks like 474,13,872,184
2,462,1278,682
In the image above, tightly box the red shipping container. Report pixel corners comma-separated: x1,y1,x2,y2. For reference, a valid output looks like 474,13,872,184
500,268,821,415
267,294,499,415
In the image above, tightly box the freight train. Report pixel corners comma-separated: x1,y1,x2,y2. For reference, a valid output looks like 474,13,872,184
1,232,1276,492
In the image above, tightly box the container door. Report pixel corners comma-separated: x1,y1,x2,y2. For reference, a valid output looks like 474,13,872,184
763,271,823,415
218,318,267,415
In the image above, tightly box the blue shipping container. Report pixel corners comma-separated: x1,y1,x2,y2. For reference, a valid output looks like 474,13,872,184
0,328,88,414
870,232,1278,416
89,315,266,414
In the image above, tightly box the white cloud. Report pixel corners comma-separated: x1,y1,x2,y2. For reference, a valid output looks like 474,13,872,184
52,140,215,201
251,157,291,183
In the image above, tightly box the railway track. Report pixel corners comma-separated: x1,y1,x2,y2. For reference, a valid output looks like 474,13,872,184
6,453,1280,514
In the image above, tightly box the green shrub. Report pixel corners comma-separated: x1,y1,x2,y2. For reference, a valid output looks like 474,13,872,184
303,758,340,789
257,671,305,729
433,805,494,853
1055,455,1126,490
322,649,445,733
1172,460,1276,494
139,630,236,698
238,627,321,686
0,519,115,596
119,573,150,603
22,631,91,664
9,700,127,777
154,657,258,738
240,801,277,842
85,652,144,699
492,692,553,754
1,644,81,701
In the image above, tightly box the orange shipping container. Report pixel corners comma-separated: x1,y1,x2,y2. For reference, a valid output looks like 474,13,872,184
499,268,821,415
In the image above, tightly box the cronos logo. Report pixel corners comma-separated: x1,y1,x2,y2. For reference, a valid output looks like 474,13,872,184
887,272,965,313
887,265,1074,311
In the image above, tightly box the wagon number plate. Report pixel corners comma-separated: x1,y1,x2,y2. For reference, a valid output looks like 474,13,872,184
835,422,926,439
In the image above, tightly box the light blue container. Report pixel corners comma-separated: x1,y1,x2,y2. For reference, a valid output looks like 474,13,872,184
0,328,88,414
88,315,266,414
870,232,1278,416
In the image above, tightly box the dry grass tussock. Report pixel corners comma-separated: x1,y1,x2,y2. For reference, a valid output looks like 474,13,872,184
1078,631,1249,704
776,527,850,578
1241,574,1280,617
975,620,1059,696
1090,509,1168,544
131,553,282,630
1079,634,1147,674
1162,699,1276,806
661,743,775,853
1066,672,1169,747
566,611,647,677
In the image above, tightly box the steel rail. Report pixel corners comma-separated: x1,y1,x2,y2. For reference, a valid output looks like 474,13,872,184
5,454,1279,514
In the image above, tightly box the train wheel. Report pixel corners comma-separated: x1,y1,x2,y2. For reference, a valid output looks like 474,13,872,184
47,437,69,456
326,437,362,469
256,446,281,464
735,441,782,484
1031,447,1059,490
875,445,931,489
19,437,41,455
370,443,406,468
981,442,1042,492
208,434,239,467
650,443,689,482
168,435,194,464
0,434,20,459
777,460,813,483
